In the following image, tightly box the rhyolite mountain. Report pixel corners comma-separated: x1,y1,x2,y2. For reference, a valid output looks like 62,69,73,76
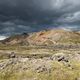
1,29,80,45
0,29,80,80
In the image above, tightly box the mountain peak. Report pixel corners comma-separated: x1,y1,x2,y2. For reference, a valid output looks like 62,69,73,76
1,29,80,45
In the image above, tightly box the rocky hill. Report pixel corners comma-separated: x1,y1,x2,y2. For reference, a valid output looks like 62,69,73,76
0,29,80,80
1,29,80,46
1,33,29,45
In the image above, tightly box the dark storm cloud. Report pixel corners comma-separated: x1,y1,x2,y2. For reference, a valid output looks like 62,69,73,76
0,0,80,36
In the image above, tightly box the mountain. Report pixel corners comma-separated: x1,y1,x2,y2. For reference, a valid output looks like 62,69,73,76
1,33,29,45
1,29,80,45
28,29,80,45
0,29,80,80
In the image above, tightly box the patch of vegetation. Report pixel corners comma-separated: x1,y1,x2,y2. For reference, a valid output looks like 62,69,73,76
59,37,80,44
0,60,80,80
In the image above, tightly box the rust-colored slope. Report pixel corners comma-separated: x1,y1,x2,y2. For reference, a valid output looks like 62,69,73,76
1,29,80,45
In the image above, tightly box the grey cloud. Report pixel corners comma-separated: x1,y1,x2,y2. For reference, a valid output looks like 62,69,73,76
0,21,50,36
59,24,80,31
57,11,80,23
0,0,80,35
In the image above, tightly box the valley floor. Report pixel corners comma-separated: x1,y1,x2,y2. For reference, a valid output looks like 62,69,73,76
0,45,80,80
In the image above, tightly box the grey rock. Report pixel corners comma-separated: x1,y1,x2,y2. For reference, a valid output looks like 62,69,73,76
9,52,16,58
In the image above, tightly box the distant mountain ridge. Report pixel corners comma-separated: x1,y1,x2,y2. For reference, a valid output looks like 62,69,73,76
1,29,80,45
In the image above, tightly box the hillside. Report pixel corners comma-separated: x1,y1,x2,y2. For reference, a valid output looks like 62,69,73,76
0,29,80,80
1,33,29,45
28,29,80,45
1,29,80,46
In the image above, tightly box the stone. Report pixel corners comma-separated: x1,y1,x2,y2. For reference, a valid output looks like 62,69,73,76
9,52,16,58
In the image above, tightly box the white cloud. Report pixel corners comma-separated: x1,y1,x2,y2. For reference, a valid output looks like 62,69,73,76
50,0,80,11
0,36,8,40
59,25,80,31
2,27,15,32
2,21,15,25
57,11,80,23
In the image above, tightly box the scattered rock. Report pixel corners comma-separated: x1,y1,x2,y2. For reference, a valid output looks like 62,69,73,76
75,78,80,80
51,53,69,62
36,65,47,73
9,52,16,58
57,55,65,61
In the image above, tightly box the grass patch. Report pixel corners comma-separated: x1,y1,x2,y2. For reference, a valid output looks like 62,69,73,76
0,60,80,80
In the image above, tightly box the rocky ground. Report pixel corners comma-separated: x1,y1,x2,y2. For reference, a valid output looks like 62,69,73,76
0,29,80,80
0,48,80,80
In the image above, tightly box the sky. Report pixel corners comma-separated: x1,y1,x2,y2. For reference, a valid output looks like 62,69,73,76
0,0,80,36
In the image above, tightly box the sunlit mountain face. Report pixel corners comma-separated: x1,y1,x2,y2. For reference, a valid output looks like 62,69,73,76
0,0,80,36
